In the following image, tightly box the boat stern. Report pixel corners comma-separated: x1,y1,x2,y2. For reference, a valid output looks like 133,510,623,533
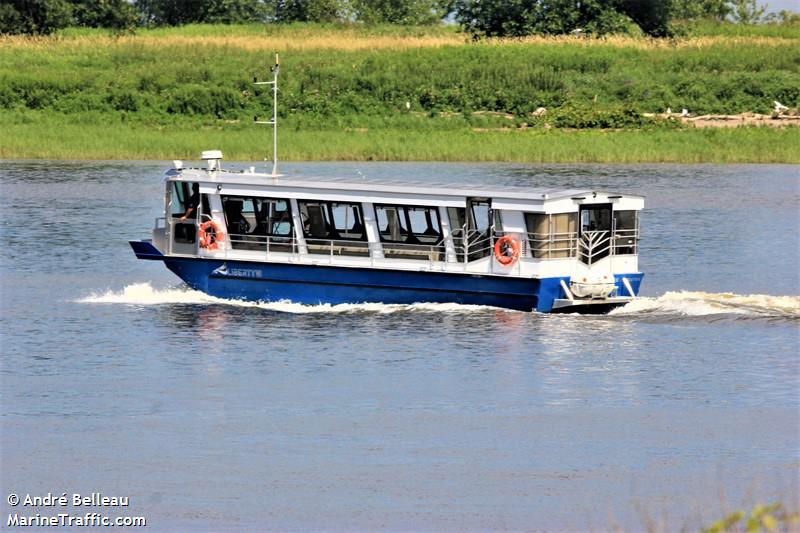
536,272,644,313
129,240,165,260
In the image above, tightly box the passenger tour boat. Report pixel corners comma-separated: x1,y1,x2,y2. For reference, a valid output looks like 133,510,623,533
130,56,643,313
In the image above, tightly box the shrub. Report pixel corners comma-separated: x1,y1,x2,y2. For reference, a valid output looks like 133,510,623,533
0,0,72,35
167,85,242,117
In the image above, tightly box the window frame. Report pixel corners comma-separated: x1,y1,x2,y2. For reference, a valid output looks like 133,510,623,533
297,200,367,242
220,194,294,238
373,203,444,245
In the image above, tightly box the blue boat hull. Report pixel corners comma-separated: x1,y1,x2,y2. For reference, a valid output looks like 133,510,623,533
130,241,643,313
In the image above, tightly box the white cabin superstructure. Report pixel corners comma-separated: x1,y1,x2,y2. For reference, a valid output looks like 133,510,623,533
132,152,644,313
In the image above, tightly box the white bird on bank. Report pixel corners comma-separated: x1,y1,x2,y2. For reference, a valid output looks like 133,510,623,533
774,101,788,113
681,109,689,117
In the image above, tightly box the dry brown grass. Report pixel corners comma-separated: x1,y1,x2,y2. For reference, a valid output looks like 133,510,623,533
1,30,796,52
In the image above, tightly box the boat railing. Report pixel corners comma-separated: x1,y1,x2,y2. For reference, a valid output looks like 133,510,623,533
225,232,447,269
527,231,577,259
524,227,638,263
450,227,495,263
219,227,637,268
612,228,639,256
227,232,299,255
578,230,612,266
373,240,446,264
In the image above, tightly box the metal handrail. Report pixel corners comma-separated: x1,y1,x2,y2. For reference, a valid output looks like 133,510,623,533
527,230,577,259
612,228,639,255
450,227,495,263
224,232,450,268
227,232,297,255
525,228,639,262
578,230,612,266
196,225,638,267
372,239,446,269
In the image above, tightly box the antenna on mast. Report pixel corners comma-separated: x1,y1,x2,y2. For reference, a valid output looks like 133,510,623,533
254,52,280,176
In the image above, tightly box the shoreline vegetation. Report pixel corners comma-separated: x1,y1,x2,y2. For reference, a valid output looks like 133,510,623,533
1,23,799,163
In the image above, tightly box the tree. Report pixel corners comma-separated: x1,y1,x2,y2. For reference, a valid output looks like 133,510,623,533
730,0,766,24
455,0,539,38
351,0,449,24
72,0,138,30
670,0,730,20
455,0,652,38
615,0,671,37
136,0,268,25
136,0,206,25
203,0,269,23
272,0,343,22
0,0,73,34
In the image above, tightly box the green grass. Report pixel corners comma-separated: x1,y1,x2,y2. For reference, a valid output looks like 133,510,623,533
1,24,798,162
2,114,797,163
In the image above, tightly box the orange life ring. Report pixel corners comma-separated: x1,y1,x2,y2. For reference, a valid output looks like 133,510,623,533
198,220,225,250
494,235,521,266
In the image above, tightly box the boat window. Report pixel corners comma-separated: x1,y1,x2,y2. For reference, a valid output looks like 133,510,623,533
170,182,186,217
170,181,199,218
470,202,491,234
201,194,210,220
257,199,293,236
297,200,368,256
578,204,613,263
376,206,407,241
580,204,612,233
329,203,366,241
448,207,466,261
614,210,637,230
297,201,366,241
525,213,577,259
466,199,492,261
171,182,199,244
376,205,441,244
613,210,638,255
221,195,294,251
374,204,444,260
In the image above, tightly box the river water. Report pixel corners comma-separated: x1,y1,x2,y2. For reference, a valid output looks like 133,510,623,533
1,161,798,531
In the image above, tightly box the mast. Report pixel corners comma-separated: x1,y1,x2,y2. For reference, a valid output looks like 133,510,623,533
254,53,280,176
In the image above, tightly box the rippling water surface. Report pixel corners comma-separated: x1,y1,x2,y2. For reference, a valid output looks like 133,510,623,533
1,161,799,531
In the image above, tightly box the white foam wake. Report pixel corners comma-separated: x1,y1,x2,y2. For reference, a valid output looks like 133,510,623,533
610,291,800,318
79,284,800,319
78,282,499,314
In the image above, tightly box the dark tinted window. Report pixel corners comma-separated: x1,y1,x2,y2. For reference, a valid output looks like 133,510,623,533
298,201,366,241
613,210,637,230
221,196,293,237
375,205,442,245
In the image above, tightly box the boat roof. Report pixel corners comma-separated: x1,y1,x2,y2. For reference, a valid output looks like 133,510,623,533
170,167,644,202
